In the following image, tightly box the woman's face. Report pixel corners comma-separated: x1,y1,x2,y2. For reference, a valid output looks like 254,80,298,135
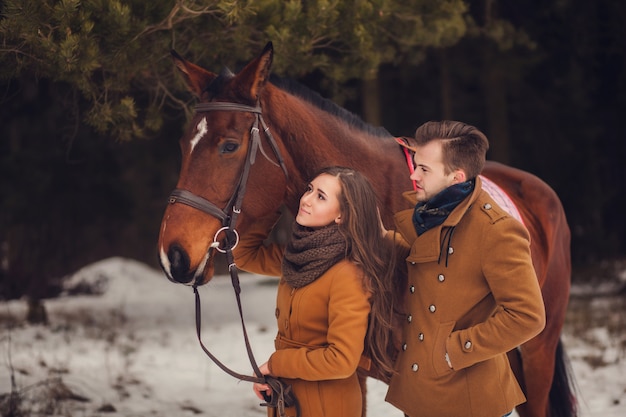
296,173,342,228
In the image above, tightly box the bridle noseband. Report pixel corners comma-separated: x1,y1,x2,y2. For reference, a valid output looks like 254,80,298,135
166,101,298,416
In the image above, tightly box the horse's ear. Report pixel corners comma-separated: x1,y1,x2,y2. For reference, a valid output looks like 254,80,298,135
171,50,217,98
235,42,274,101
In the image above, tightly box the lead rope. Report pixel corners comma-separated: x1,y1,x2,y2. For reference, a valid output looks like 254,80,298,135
191,121,299,416
193,261,300,416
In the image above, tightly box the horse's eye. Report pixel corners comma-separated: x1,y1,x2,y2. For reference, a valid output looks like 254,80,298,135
220,141,240,154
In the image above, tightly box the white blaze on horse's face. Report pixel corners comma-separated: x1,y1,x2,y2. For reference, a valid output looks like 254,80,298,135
190,117,208,153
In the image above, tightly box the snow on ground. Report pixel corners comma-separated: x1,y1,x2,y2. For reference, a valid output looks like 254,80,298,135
1,257,625,416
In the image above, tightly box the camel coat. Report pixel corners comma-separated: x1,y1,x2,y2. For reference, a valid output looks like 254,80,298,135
234,217,370,417
385,177,546,417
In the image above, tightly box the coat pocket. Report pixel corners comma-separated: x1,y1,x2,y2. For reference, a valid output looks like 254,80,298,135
432,320,456,377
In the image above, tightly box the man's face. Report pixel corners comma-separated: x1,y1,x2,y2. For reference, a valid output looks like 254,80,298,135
409,141,459,202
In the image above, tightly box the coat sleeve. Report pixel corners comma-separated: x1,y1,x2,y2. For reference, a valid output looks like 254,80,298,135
232,213,285,277
446,217,546,370
268,263,371,380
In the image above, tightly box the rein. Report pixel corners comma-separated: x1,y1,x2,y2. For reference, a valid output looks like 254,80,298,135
167,101,298,416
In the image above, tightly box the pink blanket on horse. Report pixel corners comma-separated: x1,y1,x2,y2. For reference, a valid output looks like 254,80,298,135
479,175,524,225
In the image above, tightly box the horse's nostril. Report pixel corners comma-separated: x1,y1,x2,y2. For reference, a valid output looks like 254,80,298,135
168,245,193,284
170,246,185,268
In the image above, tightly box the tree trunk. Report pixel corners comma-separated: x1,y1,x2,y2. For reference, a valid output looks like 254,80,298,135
482,46,511,164
480,0,511,164
439,49,453,119
361,75,382,126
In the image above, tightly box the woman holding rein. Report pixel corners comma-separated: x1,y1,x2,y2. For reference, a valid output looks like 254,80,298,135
233,166,396,417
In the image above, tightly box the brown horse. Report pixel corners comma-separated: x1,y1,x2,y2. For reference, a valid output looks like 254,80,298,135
158,43,576,417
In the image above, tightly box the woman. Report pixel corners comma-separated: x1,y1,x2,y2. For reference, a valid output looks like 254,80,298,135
233,166,396,417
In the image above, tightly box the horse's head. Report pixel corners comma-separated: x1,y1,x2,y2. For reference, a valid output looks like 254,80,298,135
158,42,288,285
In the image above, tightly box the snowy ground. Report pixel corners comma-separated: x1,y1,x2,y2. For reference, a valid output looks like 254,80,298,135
1,257,625,417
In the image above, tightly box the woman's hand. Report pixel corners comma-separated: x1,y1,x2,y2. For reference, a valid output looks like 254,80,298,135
253,361,272,401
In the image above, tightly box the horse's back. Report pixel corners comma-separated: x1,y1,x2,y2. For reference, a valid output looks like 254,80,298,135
482,161,564,213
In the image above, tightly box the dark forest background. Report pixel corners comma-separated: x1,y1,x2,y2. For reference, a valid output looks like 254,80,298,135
1,0,625,307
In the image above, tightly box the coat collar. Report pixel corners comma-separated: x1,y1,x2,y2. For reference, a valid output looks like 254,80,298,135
394,177,484,262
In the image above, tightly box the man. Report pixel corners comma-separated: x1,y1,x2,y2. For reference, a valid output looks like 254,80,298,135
385,120,546,417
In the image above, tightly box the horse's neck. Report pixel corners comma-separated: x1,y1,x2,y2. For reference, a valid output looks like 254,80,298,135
263,89,414,220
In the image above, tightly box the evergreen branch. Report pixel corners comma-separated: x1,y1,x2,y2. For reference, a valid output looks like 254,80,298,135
131,0,221,42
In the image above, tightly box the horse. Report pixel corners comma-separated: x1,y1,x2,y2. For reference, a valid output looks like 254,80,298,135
158,42,576,417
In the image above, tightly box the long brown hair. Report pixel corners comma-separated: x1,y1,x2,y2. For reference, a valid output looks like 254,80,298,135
314,166,397,378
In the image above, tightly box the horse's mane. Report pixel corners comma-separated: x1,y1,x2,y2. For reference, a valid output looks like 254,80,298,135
205,67,392,139
269,74,393,139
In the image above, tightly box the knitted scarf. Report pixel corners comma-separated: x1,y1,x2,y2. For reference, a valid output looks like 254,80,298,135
282,222,347,288
412,180,475,236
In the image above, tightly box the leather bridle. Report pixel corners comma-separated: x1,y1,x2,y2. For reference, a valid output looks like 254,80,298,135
166,101,298,416
168,102,288,258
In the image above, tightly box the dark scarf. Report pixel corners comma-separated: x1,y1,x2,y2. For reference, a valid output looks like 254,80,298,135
282,222,347,288
412,180,475,236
